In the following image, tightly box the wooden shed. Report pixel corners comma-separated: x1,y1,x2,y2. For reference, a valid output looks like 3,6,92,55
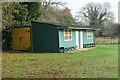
11,22,99,52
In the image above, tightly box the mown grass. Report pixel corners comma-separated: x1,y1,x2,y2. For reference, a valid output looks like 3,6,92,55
2,45,118,78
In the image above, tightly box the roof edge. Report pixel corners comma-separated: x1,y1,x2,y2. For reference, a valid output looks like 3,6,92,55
31,21,100,30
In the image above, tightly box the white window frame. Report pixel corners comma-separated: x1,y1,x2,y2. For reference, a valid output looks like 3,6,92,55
64,29,72,41
87,31,92,39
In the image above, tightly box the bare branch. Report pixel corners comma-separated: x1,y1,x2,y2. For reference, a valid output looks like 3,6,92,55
82,12,90,18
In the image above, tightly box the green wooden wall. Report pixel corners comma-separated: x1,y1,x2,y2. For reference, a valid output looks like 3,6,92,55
31,22,59,52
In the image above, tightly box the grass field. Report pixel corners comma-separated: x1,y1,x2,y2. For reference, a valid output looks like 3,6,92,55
2,45,118,78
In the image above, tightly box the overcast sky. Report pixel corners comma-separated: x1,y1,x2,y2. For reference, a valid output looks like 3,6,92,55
58,0,119,23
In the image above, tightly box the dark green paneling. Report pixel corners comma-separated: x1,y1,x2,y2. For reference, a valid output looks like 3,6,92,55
31,22,59,52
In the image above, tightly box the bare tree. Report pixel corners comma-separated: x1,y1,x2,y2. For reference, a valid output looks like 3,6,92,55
78,2,111,28
75,12,89,26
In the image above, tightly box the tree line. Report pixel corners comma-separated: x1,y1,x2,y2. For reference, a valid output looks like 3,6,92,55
2,1,75,28
2,1,119,37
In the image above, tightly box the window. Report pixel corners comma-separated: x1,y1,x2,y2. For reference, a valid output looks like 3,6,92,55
64,30,72,41
87,31,92,39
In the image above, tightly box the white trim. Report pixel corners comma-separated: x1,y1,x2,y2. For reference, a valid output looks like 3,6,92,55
86,31,92,39
80,31,83,48
64,39,72,41
68,27,101,30
64,29,72,41
76,31,79,49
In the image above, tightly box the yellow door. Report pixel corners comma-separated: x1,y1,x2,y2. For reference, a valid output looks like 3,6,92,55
12,27,31,50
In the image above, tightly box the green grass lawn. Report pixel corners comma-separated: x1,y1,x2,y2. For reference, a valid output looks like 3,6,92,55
2,45,118,78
